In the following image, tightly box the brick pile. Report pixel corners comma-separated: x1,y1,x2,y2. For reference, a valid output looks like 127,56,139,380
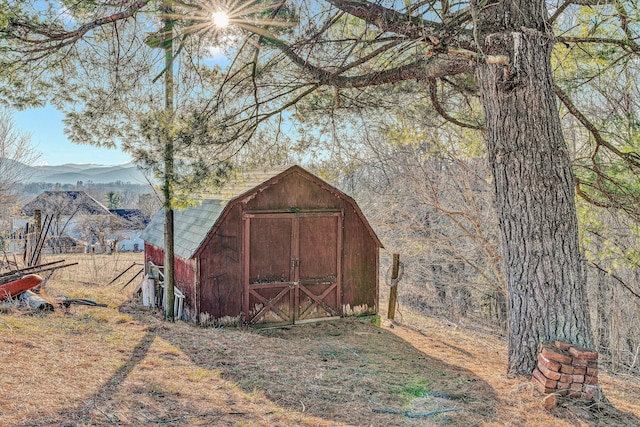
532,340,599,400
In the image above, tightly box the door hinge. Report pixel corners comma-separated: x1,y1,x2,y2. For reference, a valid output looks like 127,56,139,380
291,258,299,268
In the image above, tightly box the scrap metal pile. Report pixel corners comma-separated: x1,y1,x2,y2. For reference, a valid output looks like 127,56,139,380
0,259,109,311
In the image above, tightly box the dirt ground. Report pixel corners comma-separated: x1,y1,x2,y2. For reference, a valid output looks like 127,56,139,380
1,253,640,426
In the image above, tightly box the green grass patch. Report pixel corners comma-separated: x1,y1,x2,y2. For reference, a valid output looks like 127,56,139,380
395,376,431,400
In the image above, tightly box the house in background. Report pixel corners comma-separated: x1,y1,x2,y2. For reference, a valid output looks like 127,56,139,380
109,209,149,252
142,165,382,324
17,191,148,253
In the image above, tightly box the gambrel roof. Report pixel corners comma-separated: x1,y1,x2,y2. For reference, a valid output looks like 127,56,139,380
141,165,382,259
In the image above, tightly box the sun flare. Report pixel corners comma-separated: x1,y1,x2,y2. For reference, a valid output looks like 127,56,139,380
212,11,229,28
176,0,296,39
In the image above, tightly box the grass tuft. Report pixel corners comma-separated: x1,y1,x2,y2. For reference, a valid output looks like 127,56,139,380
395,376,431,400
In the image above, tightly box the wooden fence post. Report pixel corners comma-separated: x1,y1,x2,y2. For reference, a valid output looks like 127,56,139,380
34,210,42,238
31,210,42,266
387,253,400,320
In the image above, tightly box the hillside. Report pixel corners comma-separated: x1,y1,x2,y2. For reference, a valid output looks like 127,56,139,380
2,158,152,184
1,253,639,426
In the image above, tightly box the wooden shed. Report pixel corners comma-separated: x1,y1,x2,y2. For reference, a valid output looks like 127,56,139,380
141,165,381,325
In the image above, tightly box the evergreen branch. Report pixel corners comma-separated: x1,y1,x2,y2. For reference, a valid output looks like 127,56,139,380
575,173,640,221
325,0,444,39
236,22,473,88
327,55,472,88
575,177,623,209
557,84,640,219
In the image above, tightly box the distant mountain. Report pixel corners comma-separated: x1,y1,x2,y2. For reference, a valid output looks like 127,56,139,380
33,164,152,184
2,158,154,185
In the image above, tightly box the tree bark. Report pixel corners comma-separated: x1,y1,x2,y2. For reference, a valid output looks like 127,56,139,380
595,268,610,356
163,0,175,321
477,1,592,374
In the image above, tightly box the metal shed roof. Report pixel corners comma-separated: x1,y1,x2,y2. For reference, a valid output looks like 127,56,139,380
140,199,225,259
141,166,293,259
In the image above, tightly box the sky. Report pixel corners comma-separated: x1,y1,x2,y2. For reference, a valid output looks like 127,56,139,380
13,105,133,166
10,45,231,167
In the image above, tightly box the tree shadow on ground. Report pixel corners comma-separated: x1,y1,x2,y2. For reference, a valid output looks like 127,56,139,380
154,317,498,427
31,313,495,426
44,328,285,427
52,331,156,426
34,297,639,427
558,399,640,427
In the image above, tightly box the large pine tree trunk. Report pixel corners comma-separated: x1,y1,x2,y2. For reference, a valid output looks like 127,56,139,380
477,1,592,375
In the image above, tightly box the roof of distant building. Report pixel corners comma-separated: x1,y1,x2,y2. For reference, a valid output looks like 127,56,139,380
109,209,150,227
21,191,111,216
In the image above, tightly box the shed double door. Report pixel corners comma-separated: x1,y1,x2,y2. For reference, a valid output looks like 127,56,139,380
243,211,342,325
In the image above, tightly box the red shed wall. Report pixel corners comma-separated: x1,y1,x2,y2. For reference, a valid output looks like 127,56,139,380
144,241,198,318
144,242,164,267
341,205,379,314
197,204,244,319
197,170,378,320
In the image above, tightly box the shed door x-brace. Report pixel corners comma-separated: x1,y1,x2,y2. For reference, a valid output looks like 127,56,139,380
243,211,343,324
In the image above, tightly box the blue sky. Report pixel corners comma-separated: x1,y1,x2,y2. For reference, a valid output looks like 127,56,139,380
13,105,133,166
10,45,231,167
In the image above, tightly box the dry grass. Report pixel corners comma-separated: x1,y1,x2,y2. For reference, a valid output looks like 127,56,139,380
384,308,640,426
0,253,639,426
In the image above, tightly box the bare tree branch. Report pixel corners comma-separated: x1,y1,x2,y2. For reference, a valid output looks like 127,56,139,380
555,84,640,169
589,260,640,302
428,79,483,130
556,36,640,53
549,1,573,25
325,0,476,50
569,0,615,4
235,22,474,88
6,1,150,56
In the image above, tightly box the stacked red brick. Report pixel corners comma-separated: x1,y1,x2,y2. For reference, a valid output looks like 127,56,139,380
532,341,598,400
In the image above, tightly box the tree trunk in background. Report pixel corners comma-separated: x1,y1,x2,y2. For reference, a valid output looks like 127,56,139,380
595,268,610,357
478,1,592,375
